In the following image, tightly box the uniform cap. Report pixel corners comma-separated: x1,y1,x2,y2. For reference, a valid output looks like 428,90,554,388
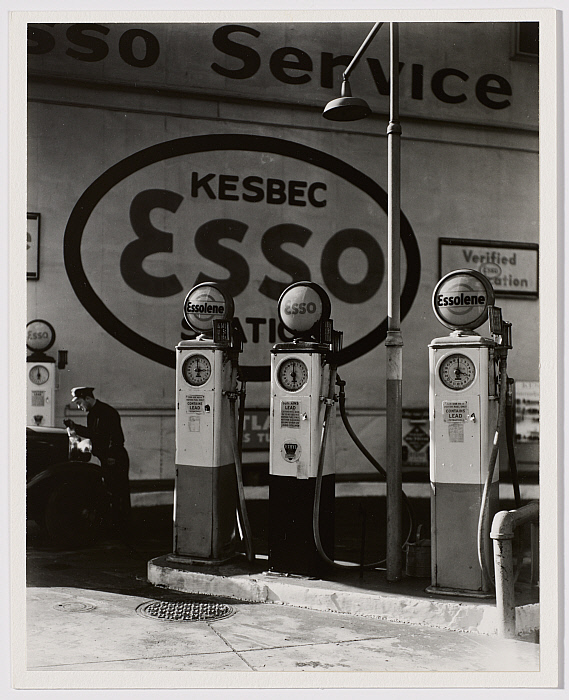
71,386,95,401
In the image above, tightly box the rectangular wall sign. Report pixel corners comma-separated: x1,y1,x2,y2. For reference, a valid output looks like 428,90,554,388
439,238,538,298
27,213,40,280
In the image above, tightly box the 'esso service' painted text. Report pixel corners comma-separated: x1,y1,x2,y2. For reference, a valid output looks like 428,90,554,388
28,24,516,111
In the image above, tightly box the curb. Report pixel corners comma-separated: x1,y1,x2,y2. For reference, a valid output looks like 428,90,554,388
148,555,539,637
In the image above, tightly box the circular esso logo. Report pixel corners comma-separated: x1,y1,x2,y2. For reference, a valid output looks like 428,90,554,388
183,283,234,333
479,262,502,279
26,319,56,352
432,269,495,330
278,282,331,336
64,134,421,381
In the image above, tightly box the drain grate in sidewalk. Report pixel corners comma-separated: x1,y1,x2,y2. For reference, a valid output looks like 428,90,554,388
136,599,235,622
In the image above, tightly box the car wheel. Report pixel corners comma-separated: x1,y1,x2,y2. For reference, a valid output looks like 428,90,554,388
43,478,110,548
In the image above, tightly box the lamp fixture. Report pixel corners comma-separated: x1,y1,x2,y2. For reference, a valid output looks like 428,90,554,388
322,78,372,122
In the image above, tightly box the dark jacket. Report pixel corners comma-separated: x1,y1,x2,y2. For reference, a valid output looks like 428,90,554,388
74,400,126,463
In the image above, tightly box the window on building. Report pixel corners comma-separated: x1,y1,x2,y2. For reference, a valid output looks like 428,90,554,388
512,22,539,63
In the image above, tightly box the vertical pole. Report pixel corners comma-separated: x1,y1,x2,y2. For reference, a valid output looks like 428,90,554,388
386,22,403,582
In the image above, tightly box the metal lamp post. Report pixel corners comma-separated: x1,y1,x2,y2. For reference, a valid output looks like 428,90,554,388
323,22,403,581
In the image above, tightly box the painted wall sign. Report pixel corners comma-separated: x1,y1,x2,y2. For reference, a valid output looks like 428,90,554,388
241,409,270,450
439,238,539,297
63,134,421,381
27,23,538,128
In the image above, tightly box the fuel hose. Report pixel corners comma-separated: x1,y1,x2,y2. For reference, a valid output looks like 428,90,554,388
312,369,413,571
477,354,508,589
229,375,255,563
336,376,415,542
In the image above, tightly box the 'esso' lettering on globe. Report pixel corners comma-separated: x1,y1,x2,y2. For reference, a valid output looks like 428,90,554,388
436,293,485,307
283,301,318,315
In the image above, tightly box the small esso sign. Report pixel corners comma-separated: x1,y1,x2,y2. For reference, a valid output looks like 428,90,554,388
432,269,495,331
183,282,234,334
277,281,331,336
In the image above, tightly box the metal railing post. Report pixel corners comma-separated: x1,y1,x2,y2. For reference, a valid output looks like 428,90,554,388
490,501,539,638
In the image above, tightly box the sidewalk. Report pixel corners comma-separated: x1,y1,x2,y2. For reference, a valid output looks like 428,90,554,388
21,499,541,685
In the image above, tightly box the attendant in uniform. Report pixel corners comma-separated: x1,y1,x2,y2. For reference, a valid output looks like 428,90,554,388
64,387,131,534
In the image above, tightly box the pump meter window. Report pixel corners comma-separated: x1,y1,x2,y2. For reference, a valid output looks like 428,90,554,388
439,353,476,390
181,354,212,386
29,365,50,385
277,358,309,392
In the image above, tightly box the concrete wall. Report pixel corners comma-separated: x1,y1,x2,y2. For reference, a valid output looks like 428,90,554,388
26,21,539,480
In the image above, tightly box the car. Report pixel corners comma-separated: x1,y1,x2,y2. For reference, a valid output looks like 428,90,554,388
26,425,112,547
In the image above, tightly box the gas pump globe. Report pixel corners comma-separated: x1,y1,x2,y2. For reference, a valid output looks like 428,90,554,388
171,282,251,564
268,282,342,577
428,269,509,597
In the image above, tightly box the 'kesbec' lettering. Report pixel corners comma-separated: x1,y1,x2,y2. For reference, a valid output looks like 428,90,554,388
436,293,485,307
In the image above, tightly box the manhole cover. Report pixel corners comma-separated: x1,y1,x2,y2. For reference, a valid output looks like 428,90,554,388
136,599,235,622
53,602,96,613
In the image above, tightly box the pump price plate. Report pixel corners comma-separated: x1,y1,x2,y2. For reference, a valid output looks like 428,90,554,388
442,400,468,422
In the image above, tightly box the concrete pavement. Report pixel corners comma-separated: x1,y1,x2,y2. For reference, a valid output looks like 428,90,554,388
22,526,541,685
26,580,538,674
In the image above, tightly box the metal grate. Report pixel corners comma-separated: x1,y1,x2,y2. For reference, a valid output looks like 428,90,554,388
136,599,235,622
53,602,96,613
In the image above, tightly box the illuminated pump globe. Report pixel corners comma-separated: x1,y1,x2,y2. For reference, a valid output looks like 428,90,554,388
432,269,495,331
277,281,331,337
183,282,234,334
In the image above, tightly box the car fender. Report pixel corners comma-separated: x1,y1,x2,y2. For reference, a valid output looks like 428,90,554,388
27,461,108,515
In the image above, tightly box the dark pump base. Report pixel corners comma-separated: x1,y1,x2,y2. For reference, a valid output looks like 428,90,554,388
268,474,335,578
425,585,495,600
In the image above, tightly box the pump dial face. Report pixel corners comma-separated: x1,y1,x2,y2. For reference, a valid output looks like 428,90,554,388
277,358,309,392
182,354,212,387
439,354,476,391
29,365,50,385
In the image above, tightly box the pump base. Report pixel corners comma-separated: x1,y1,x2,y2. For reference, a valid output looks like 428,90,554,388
166,552,238,567
174,462,238,562
268,473,335,578
425,585,495,600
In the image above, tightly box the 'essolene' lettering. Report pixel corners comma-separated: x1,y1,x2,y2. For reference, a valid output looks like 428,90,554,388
186,302,225,314
436,293,485,307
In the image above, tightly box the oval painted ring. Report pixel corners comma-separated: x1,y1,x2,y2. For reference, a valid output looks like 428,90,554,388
64,134,421,381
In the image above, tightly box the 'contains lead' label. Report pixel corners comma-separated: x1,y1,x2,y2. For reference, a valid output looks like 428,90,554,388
281,400,301,428
442,400,468,422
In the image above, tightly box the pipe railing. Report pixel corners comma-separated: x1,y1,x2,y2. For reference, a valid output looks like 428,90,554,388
490,501,539,638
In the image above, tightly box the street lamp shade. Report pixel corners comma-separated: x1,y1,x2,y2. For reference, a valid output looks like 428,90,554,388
322,78,372,122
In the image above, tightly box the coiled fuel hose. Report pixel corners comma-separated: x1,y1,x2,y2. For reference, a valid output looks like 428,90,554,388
477,354,508,589
228,374,255,563
313,370,414,571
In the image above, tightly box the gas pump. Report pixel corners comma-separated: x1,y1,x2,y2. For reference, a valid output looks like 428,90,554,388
268,282,341,577
428,269,513,596
27,319,57,426
171,282,253,565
